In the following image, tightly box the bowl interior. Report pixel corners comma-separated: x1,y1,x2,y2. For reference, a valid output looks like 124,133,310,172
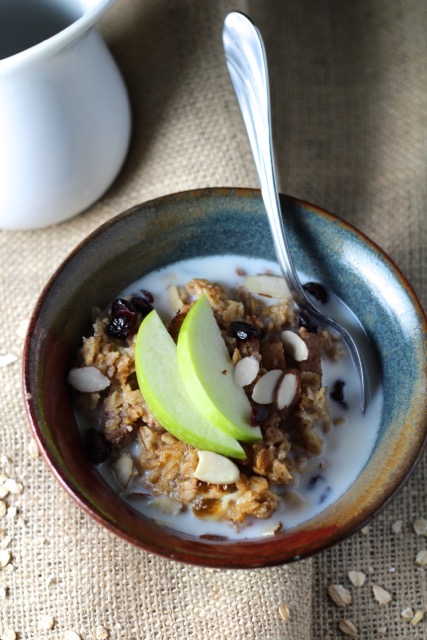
23,188,427,568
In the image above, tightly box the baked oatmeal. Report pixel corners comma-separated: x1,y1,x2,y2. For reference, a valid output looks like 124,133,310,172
69,272,345,528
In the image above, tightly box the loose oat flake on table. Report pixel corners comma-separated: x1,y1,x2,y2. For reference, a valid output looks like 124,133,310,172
67,256,382,538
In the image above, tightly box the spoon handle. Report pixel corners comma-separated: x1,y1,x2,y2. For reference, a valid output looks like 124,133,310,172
223,11,367,411
222,12,301,300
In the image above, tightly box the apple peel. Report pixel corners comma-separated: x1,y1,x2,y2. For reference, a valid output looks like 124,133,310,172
135,309,246,460
177,295,262,443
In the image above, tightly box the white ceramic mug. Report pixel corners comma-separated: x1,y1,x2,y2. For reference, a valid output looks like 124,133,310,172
0,0,131,230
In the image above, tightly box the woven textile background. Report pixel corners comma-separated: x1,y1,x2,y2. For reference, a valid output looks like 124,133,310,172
0,0,426,638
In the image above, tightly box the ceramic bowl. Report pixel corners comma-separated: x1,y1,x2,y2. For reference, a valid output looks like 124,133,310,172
23,188,427,568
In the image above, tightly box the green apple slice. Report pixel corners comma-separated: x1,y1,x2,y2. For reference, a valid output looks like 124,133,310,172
135,309,246,460
177,295,262,443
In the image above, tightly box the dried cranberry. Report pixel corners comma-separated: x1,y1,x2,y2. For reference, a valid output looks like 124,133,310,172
250,403,270,425
139,289,154,303
230,320,261,341
111,297,134,316
107,310,136,338
303,281,329,304
297,310,318,334
84,429,112,464
130,296,154,317
330,379,348,408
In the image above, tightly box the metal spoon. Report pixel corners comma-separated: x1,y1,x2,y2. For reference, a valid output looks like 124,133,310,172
223,11,367,411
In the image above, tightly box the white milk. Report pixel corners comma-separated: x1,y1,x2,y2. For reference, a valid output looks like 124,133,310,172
90,255,383,540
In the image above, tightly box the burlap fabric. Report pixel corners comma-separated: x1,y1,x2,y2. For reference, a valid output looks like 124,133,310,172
0,0,426,637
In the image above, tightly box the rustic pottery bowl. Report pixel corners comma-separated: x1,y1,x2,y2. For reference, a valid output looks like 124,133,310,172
23,188,427,568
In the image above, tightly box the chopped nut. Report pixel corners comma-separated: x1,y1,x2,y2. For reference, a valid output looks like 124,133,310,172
261,521,282,536
0,550,11,568
328,584,352,608
167,284,183,313
62,632,81,640
111,453,133,488
1,627,16,640
278,604,290,622
415,549,427,566
413,518,427,536
411,610,424,626
95,626,109,640
338,619,357,637
372,584,392,605
147,497,182,516
39,615,55,630
348,570,366,587
401,607,414,620
391,519,403,534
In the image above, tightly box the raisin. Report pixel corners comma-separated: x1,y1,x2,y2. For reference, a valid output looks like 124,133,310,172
107,309,136,338
230,320,261,341
84,429,112,464
303,281,329,304
330,379,348,408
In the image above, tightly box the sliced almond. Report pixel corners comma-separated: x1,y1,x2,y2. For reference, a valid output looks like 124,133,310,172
167,284,183,313
148,497,183,516
243,274,291,299
261,521,282,537
67,366,110,393
251,369,283,404
280,330,309,362
111,453,133,488
234,356,259,387
193,451,240,485
275,370,300,411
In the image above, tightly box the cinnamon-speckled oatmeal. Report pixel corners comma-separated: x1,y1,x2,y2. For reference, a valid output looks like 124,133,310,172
70,267,345,528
